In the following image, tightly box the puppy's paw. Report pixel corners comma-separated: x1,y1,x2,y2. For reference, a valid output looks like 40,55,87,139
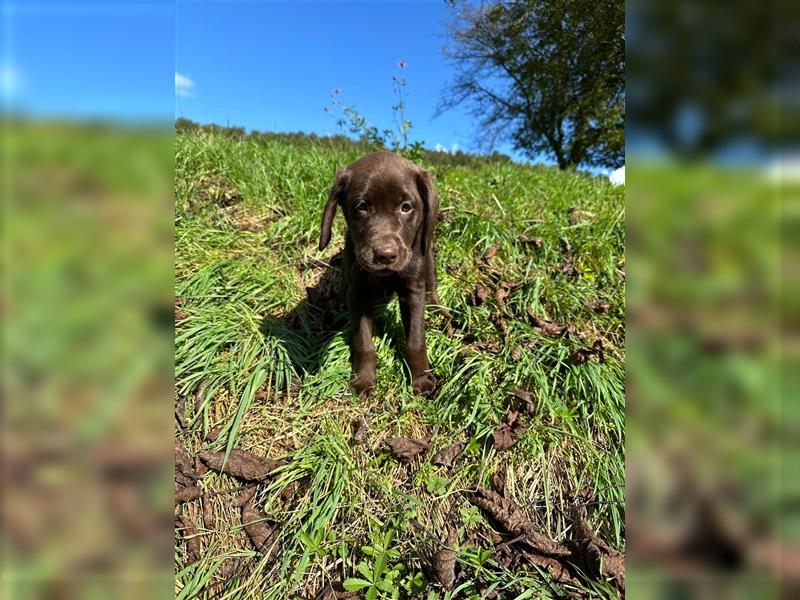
411,373,437,397
351,376,376,399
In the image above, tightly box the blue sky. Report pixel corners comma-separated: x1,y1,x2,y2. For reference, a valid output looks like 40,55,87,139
2,1,174,120
175,1,524,160
0,1,558,165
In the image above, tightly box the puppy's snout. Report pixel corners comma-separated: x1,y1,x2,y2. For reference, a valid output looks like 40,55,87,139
373,242,399,266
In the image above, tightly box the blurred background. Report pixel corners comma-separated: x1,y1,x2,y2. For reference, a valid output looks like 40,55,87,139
1,0,797,599
626,0,799,598
1,1,175,598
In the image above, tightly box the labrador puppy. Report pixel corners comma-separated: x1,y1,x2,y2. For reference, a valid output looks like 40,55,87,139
319,151,442,398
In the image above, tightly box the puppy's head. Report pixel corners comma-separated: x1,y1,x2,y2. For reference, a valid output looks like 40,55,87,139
319,152,438,275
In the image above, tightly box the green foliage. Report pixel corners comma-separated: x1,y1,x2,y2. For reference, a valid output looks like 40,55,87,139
175,127,624,598
441,0,624,170
326,63,418,154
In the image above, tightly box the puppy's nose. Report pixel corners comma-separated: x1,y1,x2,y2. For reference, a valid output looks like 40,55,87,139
373,244,399,265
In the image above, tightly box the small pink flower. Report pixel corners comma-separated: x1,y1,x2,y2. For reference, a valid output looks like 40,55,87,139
397,60,407,69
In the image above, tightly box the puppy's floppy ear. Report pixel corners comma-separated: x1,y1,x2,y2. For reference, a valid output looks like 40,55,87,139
415,169,439,256
319,169,351,251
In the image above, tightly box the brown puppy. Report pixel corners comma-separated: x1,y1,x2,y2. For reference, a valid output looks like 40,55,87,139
319,151,442,398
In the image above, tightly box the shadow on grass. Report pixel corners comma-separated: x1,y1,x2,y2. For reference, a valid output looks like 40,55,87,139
259,252,406,380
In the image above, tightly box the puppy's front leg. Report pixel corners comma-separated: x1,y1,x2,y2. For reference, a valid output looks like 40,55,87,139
349,292,376,398
399,283,436,396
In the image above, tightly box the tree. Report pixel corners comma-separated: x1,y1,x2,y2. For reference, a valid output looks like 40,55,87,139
626,1,787,158
440,0,624,170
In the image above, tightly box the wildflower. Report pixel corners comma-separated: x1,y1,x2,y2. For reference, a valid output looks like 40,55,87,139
397,60,407,69
334,87,342,95
323,107,329,112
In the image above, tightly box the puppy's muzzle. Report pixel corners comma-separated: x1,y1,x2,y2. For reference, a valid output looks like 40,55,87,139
372,241,399,266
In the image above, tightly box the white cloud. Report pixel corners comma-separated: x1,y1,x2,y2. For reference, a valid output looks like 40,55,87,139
609,166,625,186
434,142,461,154
175,72,195,98
1,63,22,100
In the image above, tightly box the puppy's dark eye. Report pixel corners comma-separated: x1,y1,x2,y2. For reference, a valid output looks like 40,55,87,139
400,202,413,213
354,202,369,213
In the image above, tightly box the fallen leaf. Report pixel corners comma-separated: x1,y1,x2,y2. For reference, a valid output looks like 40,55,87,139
175,483,202,505
176,514,201,563
216,557,241,579
175,396,187,430
241,495,279,556
385,435,431,462
351,416,369,446
235,214,274,232
492,411,525,450
585,299,610,313
470,283,489,306
431,442,465,469
317,581,360,600
194,456,209,477
512,388,536,413
204,426,222,442
471,487,570,557
202,492,215,532
529,314,568,337
519,236,544,248
233,486,257,508
472,341,502,354
200,450,283,482
568,510,625,592
175,471,195,488
492,426,517,451
433,529,457,590
491,313,509,343
571,340,606,365
175,440,199,480
495,284,511,306
491,467,508,497
482,242,501,262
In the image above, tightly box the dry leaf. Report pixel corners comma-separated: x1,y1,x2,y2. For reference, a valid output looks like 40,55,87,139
512,388,536,413
519,236,544,248
202,492,215,532
471,283,489,306
571,340,606,365
175,440,199,480
175,483,202,506
433,529,457,589
492,411,525,450
200,450,282,482
176,514,201,563
529,314,568,337
351,416,369,446
241,496,279,556
585,299,610,313
482,242,501,261
471,487,570,557
385,435,431,462
431,442,465,469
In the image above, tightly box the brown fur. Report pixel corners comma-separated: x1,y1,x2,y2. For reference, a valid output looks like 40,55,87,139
319,151,443,397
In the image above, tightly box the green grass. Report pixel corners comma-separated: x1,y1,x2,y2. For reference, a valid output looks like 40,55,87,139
175,130,625,599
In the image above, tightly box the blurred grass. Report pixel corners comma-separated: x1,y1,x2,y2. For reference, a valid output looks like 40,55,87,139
2,119,174,599
626,160,798,598
174,128,625,598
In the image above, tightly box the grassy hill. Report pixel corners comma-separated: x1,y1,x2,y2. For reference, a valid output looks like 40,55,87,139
175,127,625,599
